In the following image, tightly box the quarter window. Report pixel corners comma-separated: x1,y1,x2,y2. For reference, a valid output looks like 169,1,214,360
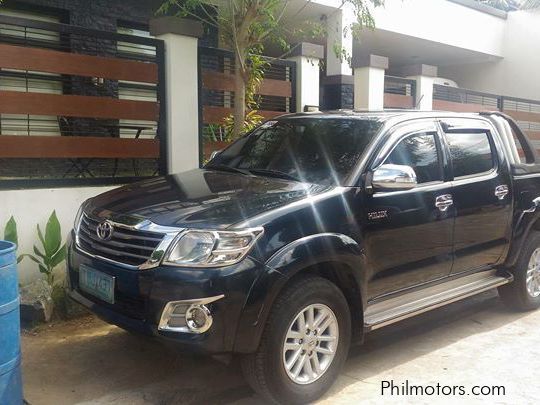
384,133,442,184
445,132,494,178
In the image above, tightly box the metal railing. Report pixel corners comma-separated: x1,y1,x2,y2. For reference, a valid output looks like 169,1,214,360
433,84,501,110
384,76,417,109
432,83,540,151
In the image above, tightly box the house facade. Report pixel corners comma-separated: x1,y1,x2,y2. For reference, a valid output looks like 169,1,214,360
1,0,539,283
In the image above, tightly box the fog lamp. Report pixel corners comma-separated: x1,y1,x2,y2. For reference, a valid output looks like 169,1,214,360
158,295,224,334
186,304,212,333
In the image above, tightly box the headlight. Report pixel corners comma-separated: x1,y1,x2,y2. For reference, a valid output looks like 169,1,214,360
163,228,264,267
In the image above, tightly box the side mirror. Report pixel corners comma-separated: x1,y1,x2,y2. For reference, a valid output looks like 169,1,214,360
209,150,222,160
371,164,417,191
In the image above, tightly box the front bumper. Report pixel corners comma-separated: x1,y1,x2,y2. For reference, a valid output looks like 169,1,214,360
66,233,264,354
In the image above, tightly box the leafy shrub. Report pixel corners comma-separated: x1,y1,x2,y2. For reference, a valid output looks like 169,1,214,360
3,216,23,263
22,211,66,286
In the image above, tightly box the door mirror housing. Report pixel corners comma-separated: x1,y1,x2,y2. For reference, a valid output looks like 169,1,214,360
371,164,418,191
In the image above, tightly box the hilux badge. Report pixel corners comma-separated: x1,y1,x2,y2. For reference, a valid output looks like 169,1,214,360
96,221,114,241
368,210,388,220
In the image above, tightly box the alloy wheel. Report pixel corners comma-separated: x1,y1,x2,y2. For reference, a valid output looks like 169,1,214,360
282,303,339,385
526,247,540,298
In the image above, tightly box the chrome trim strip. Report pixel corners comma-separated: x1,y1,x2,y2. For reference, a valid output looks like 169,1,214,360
158,294,225,333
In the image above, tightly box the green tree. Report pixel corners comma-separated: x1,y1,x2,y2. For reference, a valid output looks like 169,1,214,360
158,0,384,137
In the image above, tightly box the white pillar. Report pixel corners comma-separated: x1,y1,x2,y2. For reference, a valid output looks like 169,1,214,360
287,43,324,112
401,64,438,111
326,9,354,77
150,17,203,174
353,54,388,110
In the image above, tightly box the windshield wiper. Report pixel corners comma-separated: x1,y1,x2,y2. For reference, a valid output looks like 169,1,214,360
205,164,251,176
247,168,301,182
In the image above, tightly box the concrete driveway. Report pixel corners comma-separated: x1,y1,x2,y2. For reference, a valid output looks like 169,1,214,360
22,290,539,404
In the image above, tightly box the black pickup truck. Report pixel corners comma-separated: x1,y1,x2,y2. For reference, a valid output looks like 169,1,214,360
67,110,540,404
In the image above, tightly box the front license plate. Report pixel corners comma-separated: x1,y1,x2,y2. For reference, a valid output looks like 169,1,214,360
79,265,115,304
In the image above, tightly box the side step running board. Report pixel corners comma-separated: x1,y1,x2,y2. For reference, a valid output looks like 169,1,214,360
365,270,512,331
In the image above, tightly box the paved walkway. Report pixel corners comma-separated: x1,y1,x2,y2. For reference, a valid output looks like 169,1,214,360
22,291,539,404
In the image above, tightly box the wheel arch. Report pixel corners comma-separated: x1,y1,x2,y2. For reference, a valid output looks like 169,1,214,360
506,211,540,268
233,233,367,353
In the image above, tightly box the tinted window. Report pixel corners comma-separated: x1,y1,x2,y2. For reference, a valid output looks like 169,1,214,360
384,133,441,184
445,132,494,178
208,118,383,185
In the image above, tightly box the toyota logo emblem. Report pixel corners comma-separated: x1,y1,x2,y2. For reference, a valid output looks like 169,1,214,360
96,221,114,241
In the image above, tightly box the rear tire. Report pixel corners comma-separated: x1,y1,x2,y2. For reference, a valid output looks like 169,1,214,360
241,276,351,404
499,231,540,311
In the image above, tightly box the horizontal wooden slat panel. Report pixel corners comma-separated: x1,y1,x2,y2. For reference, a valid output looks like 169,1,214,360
202,71,235,92
259,78,292,98
204,141,232,159
433,100,493,113
524,130,540,141
202,71,292,97
0,91,158,121
503,109,540,124
0,44,158,84
384,94,414,109
0,136,159,158
203,106,285,125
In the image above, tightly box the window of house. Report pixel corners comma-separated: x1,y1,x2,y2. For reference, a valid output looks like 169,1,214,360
384,133,442,184
445,131,494,178
116,22,157,140
0,9,62,137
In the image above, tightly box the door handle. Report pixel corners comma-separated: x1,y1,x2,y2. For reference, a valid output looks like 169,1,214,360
435,194,453,212
523,196,540,213
495,185,509,200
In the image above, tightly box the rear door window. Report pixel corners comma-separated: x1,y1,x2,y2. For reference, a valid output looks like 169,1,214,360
444,131,495,178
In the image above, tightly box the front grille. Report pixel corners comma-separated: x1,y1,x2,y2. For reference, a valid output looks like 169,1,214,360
77,214,165,267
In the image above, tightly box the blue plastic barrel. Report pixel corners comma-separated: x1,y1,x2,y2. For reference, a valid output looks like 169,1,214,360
0,241,23,405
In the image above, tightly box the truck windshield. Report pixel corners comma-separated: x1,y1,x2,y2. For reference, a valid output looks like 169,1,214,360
206,118,383,185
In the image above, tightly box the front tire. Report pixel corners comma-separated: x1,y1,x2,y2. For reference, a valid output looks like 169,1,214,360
241,276,351,404
499,231,540,311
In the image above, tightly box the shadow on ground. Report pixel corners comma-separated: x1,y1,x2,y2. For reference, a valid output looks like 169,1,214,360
22,291,535,404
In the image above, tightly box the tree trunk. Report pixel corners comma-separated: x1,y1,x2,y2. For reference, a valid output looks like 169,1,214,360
233,53,247,139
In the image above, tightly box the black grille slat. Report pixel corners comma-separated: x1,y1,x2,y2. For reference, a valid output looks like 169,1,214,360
78,234,151,261
78,226,155,251
78,214,165,266
112,230,163,243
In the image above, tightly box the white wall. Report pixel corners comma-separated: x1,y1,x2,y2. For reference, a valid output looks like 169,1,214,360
313,0,506,57
0,186,114,285
440,9,540,100
371,0,506,57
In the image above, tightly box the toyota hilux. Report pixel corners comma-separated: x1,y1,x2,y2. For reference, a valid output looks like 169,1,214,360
67,110,540,404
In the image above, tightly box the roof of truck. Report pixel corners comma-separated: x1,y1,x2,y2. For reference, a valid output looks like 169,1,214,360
276,109,494,121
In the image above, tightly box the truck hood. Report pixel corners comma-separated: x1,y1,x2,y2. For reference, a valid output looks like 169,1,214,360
87,169,334,229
